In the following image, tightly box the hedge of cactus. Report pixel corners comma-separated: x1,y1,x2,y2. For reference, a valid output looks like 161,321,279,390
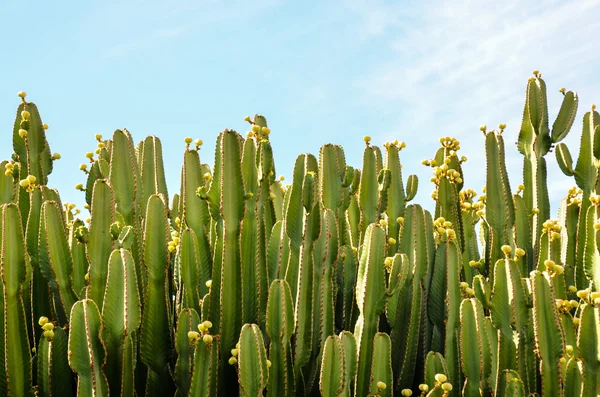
0,71,599,397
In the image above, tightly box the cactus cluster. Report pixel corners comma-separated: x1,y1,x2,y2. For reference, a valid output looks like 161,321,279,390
0,75,599,397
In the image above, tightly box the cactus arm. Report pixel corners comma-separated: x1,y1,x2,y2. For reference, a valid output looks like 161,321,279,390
39,200,79,324
555,143,574,176
584,203,600,289
179,228,202,314
86,179,115,310
563,358,583,397
101,248,141,395
358,146,380,243
217,130,245,392
174,308,200,397
551,91,579,143
283,154,307,301
266,279,295,397
68,299,109,397
70,219,89,296
188,334,220,397
574,110,600,194
140,136,169,215
531,271,565,397
459,298,484,397
139,195,174,393
180,149,212,295
319,335,345,397
354,224,387,397
1,203,32,396
37,326,73,397
577,303,599,396
238,323,269,397
0,161,17,205
369,333,393,397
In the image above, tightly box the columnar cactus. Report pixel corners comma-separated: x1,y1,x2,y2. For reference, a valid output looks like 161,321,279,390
1,76,598,396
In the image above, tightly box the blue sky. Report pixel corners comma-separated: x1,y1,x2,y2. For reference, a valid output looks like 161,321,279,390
1,0,599,215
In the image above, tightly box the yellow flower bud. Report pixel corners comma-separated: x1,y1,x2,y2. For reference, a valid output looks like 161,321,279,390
419,384,429,392
231,348,239,357
18,91,26,99
43,330,54,339
568,285,577,294
479,125,486,132
95,134,103,140
19,179,30,188
21,110,31,120
205,280,213,288
85,152,94,159
229,356,238,365
38,316,49,326
498,123,507,130
266,359,272,368
388,237,396,245
435,374,447,384
397,217,404,224
195,139,203,146
80,163,88,171
379,219,388,227
198,323,206,332
363,136,371,143
184,137,193,144
262,127,271,135
203,334,213,344
203,320,213,329
515,248,525,257
19,129,28,138
27,175,36,184
244,116,252,122
441,383,453,392
501,245,512,255
377,381,387,390
251,125,261,133
75,183,83,190
576,290,589,300
566,345,574,354
401,389,411,396
42,322,54,331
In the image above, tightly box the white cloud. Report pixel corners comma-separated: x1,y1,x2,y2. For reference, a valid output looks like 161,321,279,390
348,0,600,212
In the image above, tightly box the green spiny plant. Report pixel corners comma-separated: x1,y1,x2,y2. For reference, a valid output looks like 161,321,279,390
0,75,598,397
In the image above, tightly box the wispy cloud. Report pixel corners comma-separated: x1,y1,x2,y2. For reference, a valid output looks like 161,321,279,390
347,0,600,210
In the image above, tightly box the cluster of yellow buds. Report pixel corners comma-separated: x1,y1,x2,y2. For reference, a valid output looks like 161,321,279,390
247,124,271,140
541,220,562,242
168,230,180,253
468,258,484,269
433,217,456,241
4,162,15,177
188,320,214,346
430,159,463,185
38,316,55,340
566,186,583,206
439,136,461,151
229,342,241,365
459,281,475,297
543,259,564,277
577,289,600,306
383,140,406,151
459,188,477,210
555,298,578,313
18,108,31,139
421,159,437,167
19,175,37,192
433,374,452,394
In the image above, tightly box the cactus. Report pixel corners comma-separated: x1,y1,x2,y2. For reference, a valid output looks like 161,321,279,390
0,76,598,396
